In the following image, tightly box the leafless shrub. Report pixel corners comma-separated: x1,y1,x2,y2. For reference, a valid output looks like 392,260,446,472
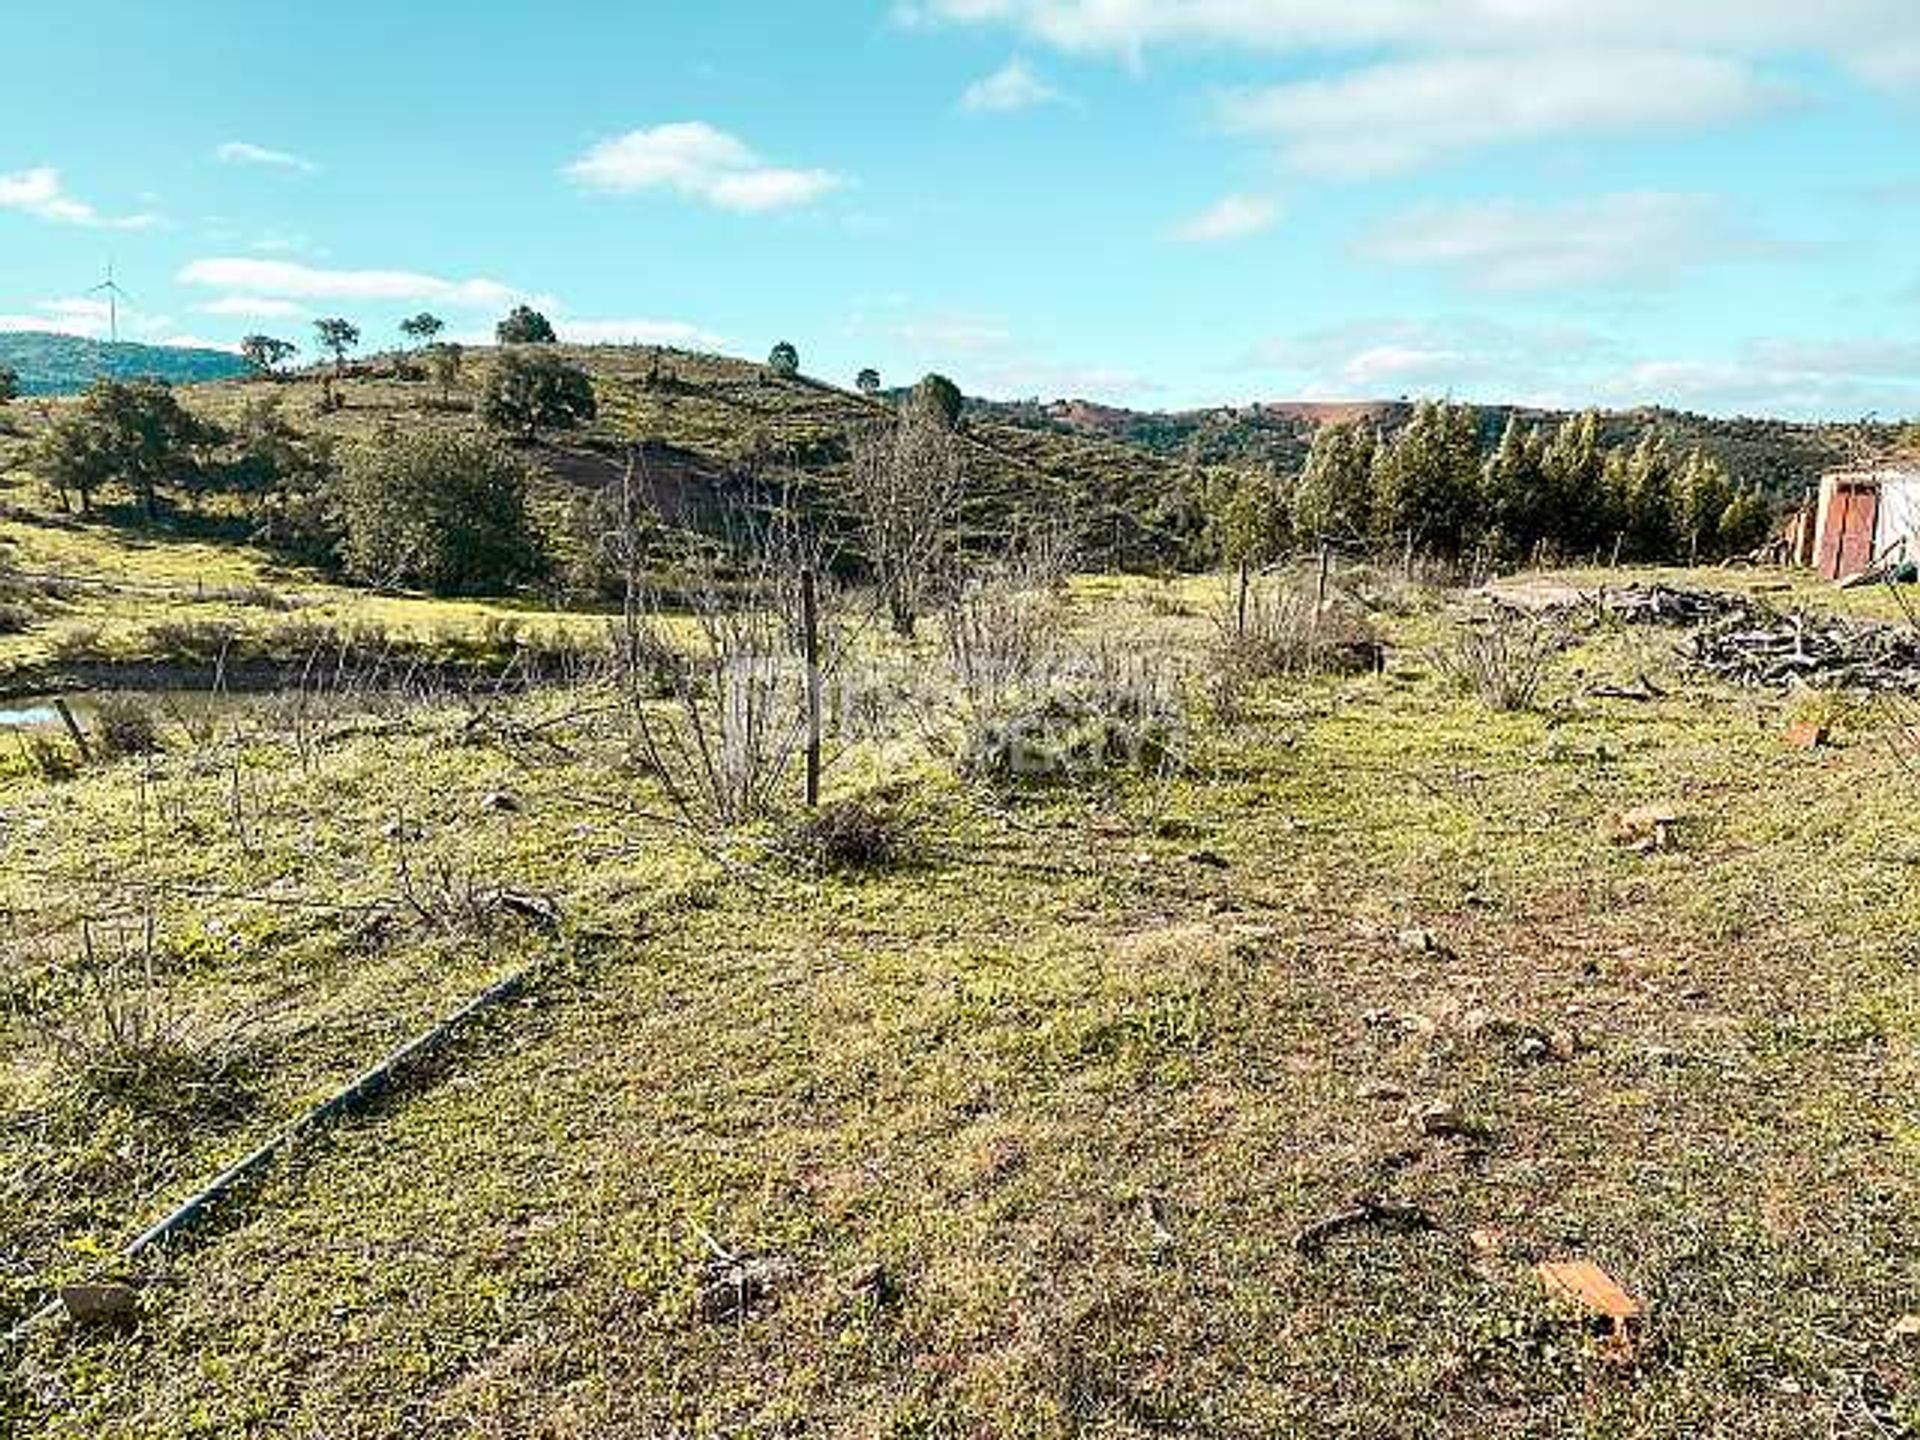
163,694,226,749
46,621,109,663
849,400,965,637
197,582,294,611
1434,612,1564,712
782,794,915,872
140,617,241,661
17,730,77,781
945,567,1067,720
1217,580,1384,678
1207,576,1384,722
92,693,163,757
34,918,261,1122
956,650,1184,787
608,460,854,830
1342,557,1450,616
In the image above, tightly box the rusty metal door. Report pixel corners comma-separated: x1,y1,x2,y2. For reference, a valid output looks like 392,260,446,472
1818,483,1879,580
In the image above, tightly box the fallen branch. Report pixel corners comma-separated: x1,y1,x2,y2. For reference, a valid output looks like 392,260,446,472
1292,1197,1444,1256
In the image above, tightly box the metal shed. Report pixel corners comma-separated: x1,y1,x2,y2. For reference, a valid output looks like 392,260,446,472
1813,466,1920,580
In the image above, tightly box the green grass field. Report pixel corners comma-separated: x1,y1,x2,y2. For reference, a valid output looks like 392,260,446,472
4,528,1919,1435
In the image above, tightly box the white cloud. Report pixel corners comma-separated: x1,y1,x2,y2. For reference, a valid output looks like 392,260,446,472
1360,192,1773,290
1743,336,1920,378
1172,192,1278,242
0,167,157,229
215,141,319,174
553,317,724,347
0,295,179,342
1590,355,1920,419
0,299,111,338
881,307,1159,402
200,295,308,320
176,257,521,309
564,122,843,212
906,2,1916,173
960,57,1065,112
901,1,1920,80
1219,50,1784,176
1242,315,1920,418
1248,317,1607,398
893,315,1015,352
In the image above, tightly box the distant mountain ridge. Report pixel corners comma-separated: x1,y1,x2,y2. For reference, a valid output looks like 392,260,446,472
0,331,249,395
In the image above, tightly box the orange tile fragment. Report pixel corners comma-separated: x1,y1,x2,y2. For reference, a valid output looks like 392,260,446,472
1784,721,1828,750
1537,1259,1642,1323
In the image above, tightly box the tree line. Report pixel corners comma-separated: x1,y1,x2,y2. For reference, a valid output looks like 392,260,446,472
1222,400,1774,566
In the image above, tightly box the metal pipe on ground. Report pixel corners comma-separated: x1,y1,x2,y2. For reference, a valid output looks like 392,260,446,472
3,960,543,1347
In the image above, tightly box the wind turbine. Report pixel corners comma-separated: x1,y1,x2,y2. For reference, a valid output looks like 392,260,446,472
88,261,132,344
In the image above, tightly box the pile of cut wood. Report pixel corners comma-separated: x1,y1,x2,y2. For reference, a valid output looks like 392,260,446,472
1588,584,1920,690
1592,584,1753,628
1687,608,1920,690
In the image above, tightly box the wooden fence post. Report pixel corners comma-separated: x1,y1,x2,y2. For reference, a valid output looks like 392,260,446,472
1315,543,1331,609
1236,558,1249,640
52,697,91,764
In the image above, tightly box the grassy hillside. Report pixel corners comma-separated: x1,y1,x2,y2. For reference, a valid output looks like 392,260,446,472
0,344,1200,582
0,332,249,396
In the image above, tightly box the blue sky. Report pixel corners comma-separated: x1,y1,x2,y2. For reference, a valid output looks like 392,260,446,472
3,1,1917,419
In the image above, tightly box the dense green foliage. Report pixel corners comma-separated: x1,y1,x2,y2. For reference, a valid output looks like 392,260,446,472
337,429,543,594
0,332,247,396
480,349,597,439
1286,402,1771,563
913,372,964,430
767,341,800,378
975,394,1885,514
232,397,340,559
495,305,557,345
399,313,445,347
427,342,464,403
239,335,297,375
32,379,222,517
313,319,360,371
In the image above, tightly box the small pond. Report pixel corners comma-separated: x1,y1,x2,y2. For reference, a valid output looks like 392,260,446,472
0,692,241,734
0,702,59,731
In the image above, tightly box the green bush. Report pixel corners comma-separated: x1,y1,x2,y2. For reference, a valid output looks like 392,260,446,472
480,349,596,440
338,430,544,595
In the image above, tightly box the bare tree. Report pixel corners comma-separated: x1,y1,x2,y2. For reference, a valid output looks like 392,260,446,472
605,455,856,829
848,398,965,638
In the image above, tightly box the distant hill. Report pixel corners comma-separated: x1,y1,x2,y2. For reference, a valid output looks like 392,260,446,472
0,331,249,395
0,344,1199,573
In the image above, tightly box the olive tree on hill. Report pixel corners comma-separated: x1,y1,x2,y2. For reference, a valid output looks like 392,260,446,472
480,349,597,440
240,334,297,376
496,305,557,344
399,312,445,348
33,379,220,518
338,429,543,594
